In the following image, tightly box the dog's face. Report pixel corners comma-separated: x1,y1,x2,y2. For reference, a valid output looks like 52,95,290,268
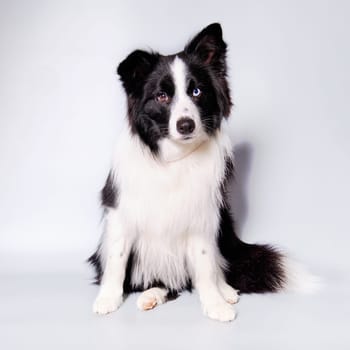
117,23,232,155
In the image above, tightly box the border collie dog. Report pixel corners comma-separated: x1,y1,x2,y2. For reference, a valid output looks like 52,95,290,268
88,23,298,322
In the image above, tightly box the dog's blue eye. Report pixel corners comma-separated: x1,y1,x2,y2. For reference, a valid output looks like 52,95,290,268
192,87,202,97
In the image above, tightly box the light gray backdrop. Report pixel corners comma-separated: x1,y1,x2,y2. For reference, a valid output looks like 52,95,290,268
0,1,349,349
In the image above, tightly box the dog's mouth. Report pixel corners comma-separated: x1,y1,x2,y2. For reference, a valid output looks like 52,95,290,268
168,131,209,147
182,135,194,141
168,135,193,144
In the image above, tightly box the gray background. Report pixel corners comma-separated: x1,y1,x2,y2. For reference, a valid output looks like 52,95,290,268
0,0,349,349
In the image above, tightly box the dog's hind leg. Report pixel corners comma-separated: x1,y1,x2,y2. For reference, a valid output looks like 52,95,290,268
136,287,168,311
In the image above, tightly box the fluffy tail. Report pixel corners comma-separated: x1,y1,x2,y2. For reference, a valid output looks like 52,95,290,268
280,256,321,294
218,207,319,293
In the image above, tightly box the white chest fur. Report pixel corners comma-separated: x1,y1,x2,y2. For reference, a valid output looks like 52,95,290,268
110,125,232,289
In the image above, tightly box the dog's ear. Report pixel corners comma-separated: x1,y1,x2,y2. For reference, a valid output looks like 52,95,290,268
117,50,159,96
185,23,232,117
184,23,227,66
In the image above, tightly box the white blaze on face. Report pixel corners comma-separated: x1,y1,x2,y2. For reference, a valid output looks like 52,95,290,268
169,56,204,142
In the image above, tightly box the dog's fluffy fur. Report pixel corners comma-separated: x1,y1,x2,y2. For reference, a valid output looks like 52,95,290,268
88,23,302,322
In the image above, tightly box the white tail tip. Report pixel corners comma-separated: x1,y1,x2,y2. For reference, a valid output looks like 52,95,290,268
282,257,323,294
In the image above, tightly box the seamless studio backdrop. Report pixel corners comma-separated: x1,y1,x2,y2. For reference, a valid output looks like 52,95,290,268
0,1,349,349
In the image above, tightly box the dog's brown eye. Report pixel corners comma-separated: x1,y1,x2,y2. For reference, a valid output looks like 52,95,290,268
156,91,169,103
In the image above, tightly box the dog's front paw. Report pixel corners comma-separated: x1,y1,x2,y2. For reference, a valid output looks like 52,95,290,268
202,300,236,322
93,294,123,315
219,283,240,304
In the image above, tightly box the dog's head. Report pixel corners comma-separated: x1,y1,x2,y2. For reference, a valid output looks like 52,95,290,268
117,23,232,157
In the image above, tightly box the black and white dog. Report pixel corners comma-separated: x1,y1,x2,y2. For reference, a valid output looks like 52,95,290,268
88,23,309,322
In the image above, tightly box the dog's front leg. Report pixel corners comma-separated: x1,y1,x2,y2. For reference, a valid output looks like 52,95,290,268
187,234,236,322
93,209,130,315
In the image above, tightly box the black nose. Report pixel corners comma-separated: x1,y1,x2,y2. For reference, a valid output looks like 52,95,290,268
176,118,195,135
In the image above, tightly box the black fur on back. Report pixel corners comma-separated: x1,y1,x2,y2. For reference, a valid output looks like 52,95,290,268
87,171,117,284
101,171,118,209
